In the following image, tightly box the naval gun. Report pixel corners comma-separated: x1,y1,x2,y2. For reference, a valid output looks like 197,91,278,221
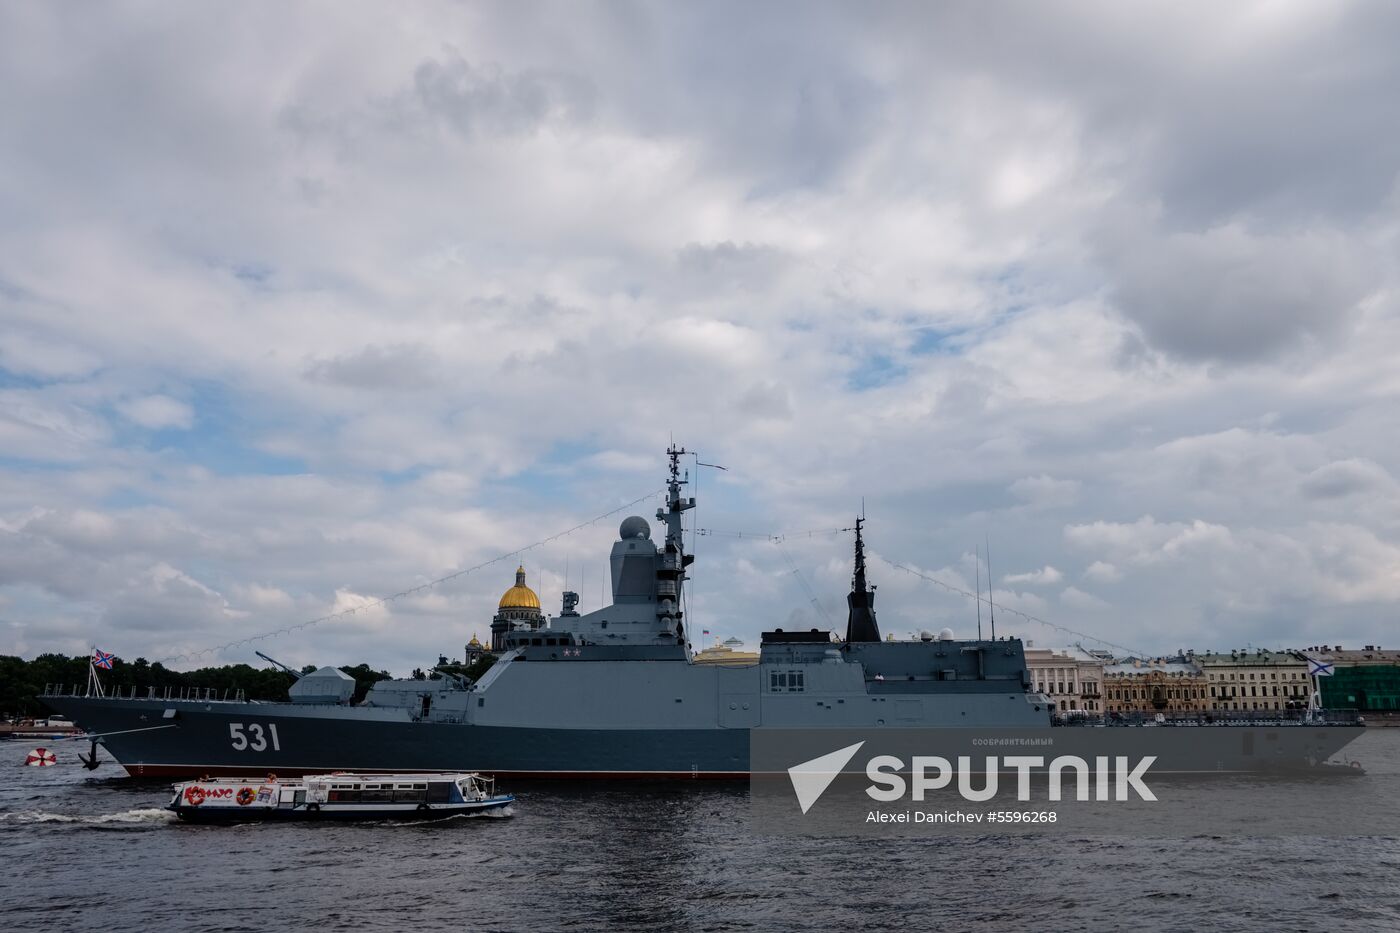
255,650,304,679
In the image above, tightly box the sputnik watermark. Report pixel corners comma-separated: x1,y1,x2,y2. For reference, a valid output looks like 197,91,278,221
867,755,1157,803
788,743,1157,814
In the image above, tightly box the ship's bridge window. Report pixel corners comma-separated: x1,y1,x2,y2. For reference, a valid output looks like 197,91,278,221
770,670,806,693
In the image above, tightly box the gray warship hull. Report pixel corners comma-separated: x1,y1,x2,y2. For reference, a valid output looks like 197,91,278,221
42,687,1362,779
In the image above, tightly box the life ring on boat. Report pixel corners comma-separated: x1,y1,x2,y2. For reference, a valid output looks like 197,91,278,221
184,785,206,807
1350,760,1362,770
236,786,257,806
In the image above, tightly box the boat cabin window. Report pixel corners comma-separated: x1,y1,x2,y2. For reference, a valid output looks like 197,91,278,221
328,789,361,802
770,670,806,693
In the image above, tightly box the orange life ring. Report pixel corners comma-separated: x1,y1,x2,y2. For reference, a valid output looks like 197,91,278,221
236,786,257,806
184,785,206,807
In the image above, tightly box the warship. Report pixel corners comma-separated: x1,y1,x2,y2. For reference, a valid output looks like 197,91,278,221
41,447,1362,777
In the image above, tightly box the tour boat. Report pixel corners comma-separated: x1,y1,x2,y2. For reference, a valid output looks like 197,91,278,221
167,771,514,822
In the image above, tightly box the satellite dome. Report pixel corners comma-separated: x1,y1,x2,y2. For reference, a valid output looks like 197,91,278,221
938,628,955,641
920,630,934,642
619,516,651,540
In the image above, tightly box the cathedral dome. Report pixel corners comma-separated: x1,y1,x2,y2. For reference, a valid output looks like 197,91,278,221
498,565,541,610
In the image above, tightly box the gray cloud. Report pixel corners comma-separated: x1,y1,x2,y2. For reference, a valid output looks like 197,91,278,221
1300,458,1394,500
409,50,596,138
304,344,443,391
1105,225,1378,362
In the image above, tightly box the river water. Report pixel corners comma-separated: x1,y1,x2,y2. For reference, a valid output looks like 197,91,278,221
3,736,1399,932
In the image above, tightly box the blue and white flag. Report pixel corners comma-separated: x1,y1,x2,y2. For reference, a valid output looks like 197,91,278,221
1306,657,1335,677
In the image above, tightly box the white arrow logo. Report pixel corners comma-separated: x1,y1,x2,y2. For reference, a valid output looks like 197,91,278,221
787,741,866,814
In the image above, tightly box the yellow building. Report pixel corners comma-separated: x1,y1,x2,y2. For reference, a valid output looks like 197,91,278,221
1189,649,1310,713
692,637,758,666
1103,657,1209,716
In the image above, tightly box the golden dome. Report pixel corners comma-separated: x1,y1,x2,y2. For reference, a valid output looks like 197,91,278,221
498,565,541,610
468,634,481,647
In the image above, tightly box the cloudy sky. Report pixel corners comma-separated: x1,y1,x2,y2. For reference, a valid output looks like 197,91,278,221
2,1,1398,674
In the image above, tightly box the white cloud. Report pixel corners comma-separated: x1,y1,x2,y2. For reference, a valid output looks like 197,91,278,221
1009,475,1081,509
1059,586,1110,611
1083,561,1122,584
1003,566,1063,586
116,395,195,430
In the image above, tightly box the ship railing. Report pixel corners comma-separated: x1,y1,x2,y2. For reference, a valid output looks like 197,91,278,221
41,683,248,702
1066,709,1364,727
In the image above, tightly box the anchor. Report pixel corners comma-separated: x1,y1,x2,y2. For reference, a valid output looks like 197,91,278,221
78,738,102,770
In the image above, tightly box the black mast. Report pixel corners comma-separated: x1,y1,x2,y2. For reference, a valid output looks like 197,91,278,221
845,517,881,642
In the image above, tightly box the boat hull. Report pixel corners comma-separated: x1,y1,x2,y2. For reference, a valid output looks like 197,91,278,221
42,695,1362,779
169,796,515,822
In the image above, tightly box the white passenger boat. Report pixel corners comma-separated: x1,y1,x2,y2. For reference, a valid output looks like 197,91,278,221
167,772,514,822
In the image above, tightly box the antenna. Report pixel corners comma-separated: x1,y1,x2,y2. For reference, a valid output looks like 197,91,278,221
986,534,996,641
975,548,983,641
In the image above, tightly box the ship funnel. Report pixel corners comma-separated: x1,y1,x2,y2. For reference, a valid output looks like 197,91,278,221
845,517,881,643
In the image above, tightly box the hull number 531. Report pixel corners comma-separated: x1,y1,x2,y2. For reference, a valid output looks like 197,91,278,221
229,722,282,752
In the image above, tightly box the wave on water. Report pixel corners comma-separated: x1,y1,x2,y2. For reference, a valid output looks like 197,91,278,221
0,808,176,826
392,805,516,827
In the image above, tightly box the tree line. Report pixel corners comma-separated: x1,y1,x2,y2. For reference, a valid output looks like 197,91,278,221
0,653,399,717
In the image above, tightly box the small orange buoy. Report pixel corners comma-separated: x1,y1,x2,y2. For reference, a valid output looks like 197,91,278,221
25,748,57,767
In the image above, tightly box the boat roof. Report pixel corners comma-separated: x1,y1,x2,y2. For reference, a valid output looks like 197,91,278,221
179,772,483,784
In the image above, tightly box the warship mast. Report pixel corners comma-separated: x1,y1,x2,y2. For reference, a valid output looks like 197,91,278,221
655,444,695,642
845,516,881,642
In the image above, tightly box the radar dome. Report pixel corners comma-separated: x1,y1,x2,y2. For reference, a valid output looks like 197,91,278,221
619,516,651,539
938,628,955,641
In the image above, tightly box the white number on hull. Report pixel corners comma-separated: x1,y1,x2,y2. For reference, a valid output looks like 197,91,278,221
229,722,282,752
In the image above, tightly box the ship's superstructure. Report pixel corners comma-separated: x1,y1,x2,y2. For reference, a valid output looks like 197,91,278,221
39,446,1358,777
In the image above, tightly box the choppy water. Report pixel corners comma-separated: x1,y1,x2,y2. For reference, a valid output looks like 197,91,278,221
3,737,1400,932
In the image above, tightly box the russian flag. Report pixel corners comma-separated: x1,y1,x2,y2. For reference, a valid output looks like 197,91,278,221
92,649,115,670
